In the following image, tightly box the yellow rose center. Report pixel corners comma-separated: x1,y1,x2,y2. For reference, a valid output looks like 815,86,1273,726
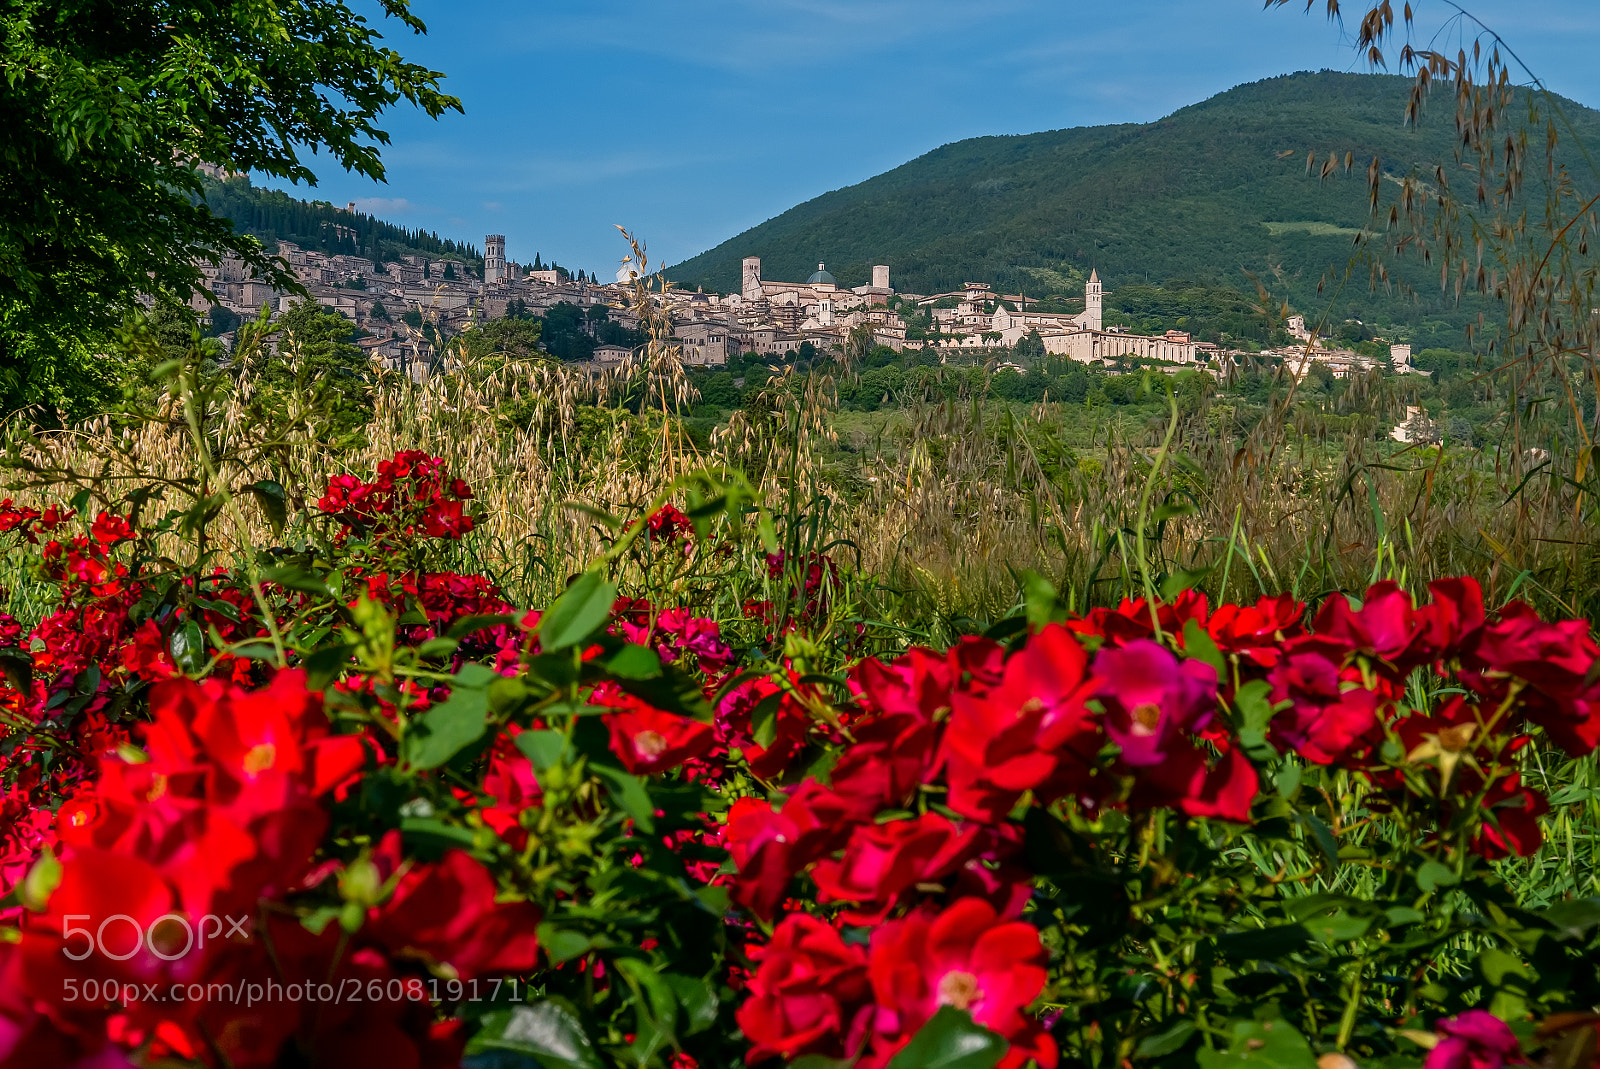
1131,702,1162,736
937,970,983,1011
243,743,277,775
634,731,670,759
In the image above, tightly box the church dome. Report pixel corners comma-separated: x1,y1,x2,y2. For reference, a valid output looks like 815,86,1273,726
807,262,836,286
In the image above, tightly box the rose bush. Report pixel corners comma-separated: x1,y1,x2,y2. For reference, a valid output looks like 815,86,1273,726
0,455,1596,1069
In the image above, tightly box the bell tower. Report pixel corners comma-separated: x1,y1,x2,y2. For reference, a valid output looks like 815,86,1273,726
484,235,506,284
1085,268,1103,332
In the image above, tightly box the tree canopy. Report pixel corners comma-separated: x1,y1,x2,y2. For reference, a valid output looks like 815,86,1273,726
0,0,460,417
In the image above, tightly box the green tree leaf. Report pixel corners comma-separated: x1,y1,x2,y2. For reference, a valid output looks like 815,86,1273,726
1137,1019,1198,1058
466,1000,601,1069
1196,1019,1317,1069
515,729,568,772
887,1007,1008,1069
538,570,617,651
403,686,489,769
593,765,656,833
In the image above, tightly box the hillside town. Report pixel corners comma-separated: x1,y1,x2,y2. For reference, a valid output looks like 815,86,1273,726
194,225,1414,384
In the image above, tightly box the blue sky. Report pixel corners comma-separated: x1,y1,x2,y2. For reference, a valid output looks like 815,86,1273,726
296,0,1600,277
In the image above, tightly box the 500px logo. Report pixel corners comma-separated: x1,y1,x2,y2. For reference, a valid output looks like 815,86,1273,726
61,914,252,962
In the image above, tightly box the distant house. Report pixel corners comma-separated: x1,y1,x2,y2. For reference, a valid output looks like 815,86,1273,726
592,345,632,366
674,323,730,366
1391,406,1438,444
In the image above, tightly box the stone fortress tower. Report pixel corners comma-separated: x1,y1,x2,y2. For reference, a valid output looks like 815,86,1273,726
872,265,890,290
742,257,763,302
1084,268,1103,332
484,235,506,284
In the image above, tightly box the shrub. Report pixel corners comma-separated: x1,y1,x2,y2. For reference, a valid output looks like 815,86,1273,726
0,453,1596,1069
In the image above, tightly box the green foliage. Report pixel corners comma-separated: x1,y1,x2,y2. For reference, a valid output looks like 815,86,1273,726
460,317,545,362
1105,279,1278,345
203,175,476,267
239,299,378,449
0,0,460,419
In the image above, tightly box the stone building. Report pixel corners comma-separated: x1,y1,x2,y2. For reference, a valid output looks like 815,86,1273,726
483,235,507,284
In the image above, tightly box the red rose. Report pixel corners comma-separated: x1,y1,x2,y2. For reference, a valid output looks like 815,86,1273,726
943,625,1100,822
828,713,942,822
1095,639,1217,768
365,833,541,980
867,898,1056,1068
603,698,715,775
1268,644,1382,766
1424,1011,1523,1069
1463,603,1600,756
736,914,873,1065
1207,593,1306,671
1128,743,1259,823
724,781,851,920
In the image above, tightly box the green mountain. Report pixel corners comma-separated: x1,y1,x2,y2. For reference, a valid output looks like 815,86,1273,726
666,71,1600,343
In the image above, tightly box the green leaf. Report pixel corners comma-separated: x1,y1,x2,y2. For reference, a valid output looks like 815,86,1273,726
749,690,784,750
788,1057,859,1069
1304,908,1373,944
887,1006,1007,1069
455,662,502,689
515,730,568,772
538,570,617,651
170,618,206,674
302,642,357,690
1152,500,1199,524
593,765,656,833
756,511,779,553
244,479,287,533
1479,947,1528,987
403,686,489,769
1416,860,1460,892
604,643,662,680
466,1000,602,1069
399,817,481,851
1383,906,1425,927
617,957,678,1037
448,613,519,640
612,669,715,722
1301,812,1339,869
1196,1019,1316,1069
1233,679,1278,759
1137,1019,1198,1058
0,649,33,695
1161,565,1212,600
416,637,460,661
1023,571,1064,628
535,923,592,964
1182,618,1226,671
1541,897,1600,940
264,564,333,597
663,973,720,1036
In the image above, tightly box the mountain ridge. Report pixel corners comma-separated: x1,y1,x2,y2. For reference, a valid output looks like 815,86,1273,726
664,71,1600,334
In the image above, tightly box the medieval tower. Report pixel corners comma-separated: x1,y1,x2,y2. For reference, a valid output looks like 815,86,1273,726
1084,268,1103,332
741,257,762,301
484,235,507,284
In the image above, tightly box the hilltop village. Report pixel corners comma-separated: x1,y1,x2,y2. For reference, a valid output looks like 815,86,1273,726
193,228,1414,383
